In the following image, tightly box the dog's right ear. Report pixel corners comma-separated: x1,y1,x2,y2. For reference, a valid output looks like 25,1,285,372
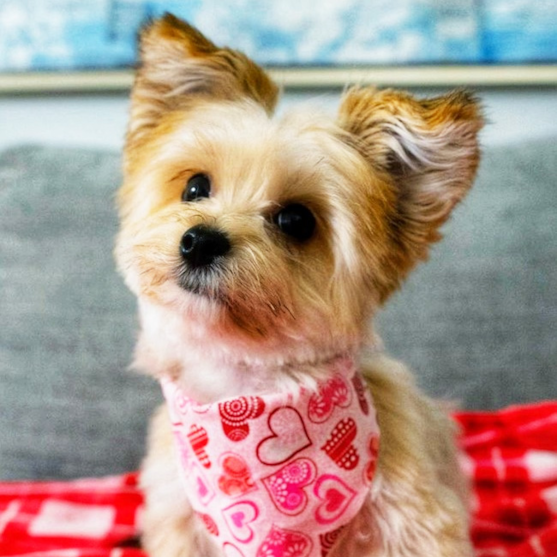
127,14,279,145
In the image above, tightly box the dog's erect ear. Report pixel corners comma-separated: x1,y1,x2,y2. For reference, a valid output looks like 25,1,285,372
128,14,279,144
338,87,483,294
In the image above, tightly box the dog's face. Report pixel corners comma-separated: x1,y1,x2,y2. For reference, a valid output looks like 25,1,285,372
116,15,483,367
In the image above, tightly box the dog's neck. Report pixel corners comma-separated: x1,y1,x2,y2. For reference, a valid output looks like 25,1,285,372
135,299,367,404
175,350,356,404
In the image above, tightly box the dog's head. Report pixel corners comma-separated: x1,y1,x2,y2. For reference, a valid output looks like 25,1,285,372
116,14,483,368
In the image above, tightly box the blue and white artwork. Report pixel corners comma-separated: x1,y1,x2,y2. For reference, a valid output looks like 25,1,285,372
481,0,557,63
0,0,555,72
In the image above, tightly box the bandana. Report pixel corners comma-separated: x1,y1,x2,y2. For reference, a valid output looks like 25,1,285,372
161,358,380,557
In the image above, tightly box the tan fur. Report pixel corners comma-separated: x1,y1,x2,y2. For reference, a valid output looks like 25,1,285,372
116,14,483,557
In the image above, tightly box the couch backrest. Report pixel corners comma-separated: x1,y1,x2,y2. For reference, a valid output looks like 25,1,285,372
1,139,556,480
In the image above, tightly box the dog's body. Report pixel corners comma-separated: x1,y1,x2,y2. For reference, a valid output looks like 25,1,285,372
116,15,483,557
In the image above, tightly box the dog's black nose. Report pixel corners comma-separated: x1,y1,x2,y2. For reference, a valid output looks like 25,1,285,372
180,224,231,268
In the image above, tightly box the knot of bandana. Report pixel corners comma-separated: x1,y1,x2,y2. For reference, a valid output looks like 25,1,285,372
161,359,380,557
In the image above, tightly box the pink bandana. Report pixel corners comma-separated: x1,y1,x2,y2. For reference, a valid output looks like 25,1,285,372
161,358,380,557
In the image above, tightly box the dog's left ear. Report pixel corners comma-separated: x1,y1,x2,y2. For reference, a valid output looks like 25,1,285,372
338,87,483,295
128,14,279,146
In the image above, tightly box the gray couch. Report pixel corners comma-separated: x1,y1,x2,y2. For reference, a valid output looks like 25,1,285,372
1,138,556,481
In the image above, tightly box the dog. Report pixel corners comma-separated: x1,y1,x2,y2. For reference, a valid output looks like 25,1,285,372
115,14,483,557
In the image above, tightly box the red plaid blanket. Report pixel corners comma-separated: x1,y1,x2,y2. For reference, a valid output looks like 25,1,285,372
457,402,557,557
1,402,556,557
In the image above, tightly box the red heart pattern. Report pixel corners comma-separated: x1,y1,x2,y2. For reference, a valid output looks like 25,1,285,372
222,501,259,543
314,475,357,525
320,418,359,470
188,424,211,468
256,407,312,465
351,374,370,416
262,458,317,515
160,363,379,557
365,434,380,484
189,461,215,507
219,396,266,442
218,453,256,497
308,375,351,423
319,526,346,557
198,512,219,536
256,526,313,557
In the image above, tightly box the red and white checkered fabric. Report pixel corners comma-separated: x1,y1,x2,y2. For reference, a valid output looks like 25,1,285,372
1,402,556,557
0,473,144,557
457,401,557,557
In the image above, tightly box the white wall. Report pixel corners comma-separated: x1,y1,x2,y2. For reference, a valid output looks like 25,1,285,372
1,89,556,152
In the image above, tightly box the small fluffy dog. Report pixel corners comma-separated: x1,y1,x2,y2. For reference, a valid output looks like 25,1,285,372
116,14,483,557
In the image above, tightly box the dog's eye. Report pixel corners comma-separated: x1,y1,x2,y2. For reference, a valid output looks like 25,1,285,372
182,173,211,202
274,204,316,242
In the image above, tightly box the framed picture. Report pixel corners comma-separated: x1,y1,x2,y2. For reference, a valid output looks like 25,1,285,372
1,0,556,92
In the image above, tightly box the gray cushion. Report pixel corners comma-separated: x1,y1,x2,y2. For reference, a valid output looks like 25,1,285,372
378,138,557,408
1,139,556,480
0,146,160,480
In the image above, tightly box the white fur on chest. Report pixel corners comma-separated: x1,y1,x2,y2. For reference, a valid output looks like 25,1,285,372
136,298,336,403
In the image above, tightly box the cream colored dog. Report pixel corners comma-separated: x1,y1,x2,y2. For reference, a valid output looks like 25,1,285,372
116,14,483,557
